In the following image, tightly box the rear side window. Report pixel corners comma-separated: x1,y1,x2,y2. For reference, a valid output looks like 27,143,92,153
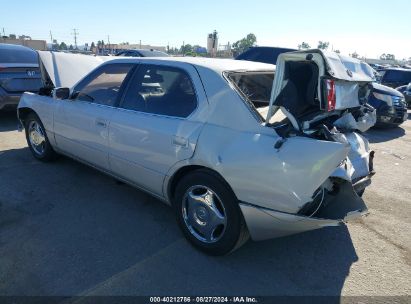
226,72,274,108
120,64,197,118
0,49,38,64
72,63,134,106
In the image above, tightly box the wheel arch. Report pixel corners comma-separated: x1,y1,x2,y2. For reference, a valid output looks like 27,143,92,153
18,107,38,123
167,165,237,205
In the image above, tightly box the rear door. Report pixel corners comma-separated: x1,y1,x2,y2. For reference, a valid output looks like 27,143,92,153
108,63,208,196
53,63,135,171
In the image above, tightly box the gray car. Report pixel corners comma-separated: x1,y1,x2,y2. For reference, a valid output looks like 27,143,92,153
18,50,376,255
0,43,42,111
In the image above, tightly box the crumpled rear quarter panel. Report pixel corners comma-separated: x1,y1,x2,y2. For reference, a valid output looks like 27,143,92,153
193,124,350,214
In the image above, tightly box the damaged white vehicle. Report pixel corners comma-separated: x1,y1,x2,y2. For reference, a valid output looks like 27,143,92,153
17,50,376,255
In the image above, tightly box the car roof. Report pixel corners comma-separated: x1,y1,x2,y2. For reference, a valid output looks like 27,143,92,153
384,68,411,72
235,46,297,65
0,43,36,52
102,56,276,73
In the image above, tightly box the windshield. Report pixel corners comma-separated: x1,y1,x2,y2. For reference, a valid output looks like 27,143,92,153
382,70,411,82
226,71,274,109
236,47,296,65
0,49,38,64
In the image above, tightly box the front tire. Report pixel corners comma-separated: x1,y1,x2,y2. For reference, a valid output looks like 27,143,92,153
24,113,57,161
173,169,249,255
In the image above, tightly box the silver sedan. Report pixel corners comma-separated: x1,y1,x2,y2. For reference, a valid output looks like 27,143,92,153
18,50,375,255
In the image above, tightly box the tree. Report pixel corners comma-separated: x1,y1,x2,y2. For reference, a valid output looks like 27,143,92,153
298,42,310,50
386,54,395,60
334,49,341,54
90,42,95,50
317,41,329,50
59,42,67,50
380,53,395,60
180,44,193,55
232,33,257,55
349,52,359,58
69,44,74,50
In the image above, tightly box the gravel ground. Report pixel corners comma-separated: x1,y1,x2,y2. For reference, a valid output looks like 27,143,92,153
0,110,410,297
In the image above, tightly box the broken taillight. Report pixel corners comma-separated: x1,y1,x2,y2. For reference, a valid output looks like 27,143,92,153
326,79,336,111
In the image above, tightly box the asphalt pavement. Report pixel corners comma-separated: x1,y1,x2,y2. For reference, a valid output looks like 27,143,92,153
0,110,410,297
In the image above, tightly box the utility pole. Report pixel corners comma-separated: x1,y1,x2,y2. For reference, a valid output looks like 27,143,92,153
49,30,54,50
107,35,111,54
139,39,141,49
2,27,5,36
72,28,79,49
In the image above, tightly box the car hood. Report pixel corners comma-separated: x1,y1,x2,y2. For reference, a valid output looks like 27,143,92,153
372,82,403,97
38,51,112,88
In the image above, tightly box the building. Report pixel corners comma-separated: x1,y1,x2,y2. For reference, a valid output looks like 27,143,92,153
97,43,167,55
207,31,218,56
0,35,47,50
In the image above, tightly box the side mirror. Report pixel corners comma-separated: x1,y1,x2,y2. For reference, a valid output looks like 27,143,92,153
52,87,70,100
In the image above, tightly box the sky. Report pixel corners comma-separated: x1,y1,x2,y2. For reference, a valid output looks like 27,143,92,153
1,0,410,59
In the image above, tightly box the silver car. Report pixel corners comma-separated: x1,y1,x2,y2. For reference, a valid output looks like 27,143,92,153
18,50,376,255
0,43,42,111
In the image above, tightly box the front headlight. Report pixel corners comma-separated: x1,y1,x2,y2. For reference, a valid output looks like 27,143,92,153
373,92,396,106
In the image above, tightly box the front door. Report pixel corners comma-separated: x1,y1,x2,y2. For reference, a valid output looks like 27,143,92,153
53,63,134,170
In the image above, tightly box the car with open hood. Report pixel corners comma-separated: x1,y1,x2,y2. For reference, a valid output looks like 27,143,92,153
17,50,375,255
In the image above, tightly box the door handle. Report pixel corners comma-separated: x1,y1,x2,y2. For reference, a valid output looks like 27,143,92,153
95,119,107,128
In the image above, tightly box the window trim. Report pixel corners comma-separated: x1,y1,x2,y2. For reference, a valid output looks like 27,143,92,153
71,63,137,107
117,63,199,119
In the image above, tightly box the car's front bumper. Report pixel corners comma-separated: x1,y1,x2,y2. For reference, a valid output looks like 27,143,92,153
0,94,21,110
376,105,408,126
404,94,411,108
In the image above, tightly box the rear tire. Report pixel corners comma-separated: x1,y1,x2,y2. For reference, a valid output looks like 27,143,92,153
173,169,249,255
24,113,57,162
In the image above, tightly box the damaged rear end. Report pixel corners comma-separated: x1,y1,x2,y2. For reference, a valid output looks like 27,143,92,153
233,50,376,240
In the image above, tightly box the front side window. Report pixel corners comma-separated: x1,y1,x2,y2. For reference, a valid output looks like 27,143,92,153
72,63,134,106
121,64,197,118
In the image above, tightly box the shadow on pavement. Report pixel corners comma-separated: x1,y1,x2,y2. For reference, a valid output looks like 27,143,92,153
0,111,18,132
0,147,357,298
364,126,406,143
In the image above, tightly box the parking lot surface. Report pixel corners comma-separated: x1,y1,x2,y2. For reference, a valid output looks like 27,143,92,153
0,111,410,296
